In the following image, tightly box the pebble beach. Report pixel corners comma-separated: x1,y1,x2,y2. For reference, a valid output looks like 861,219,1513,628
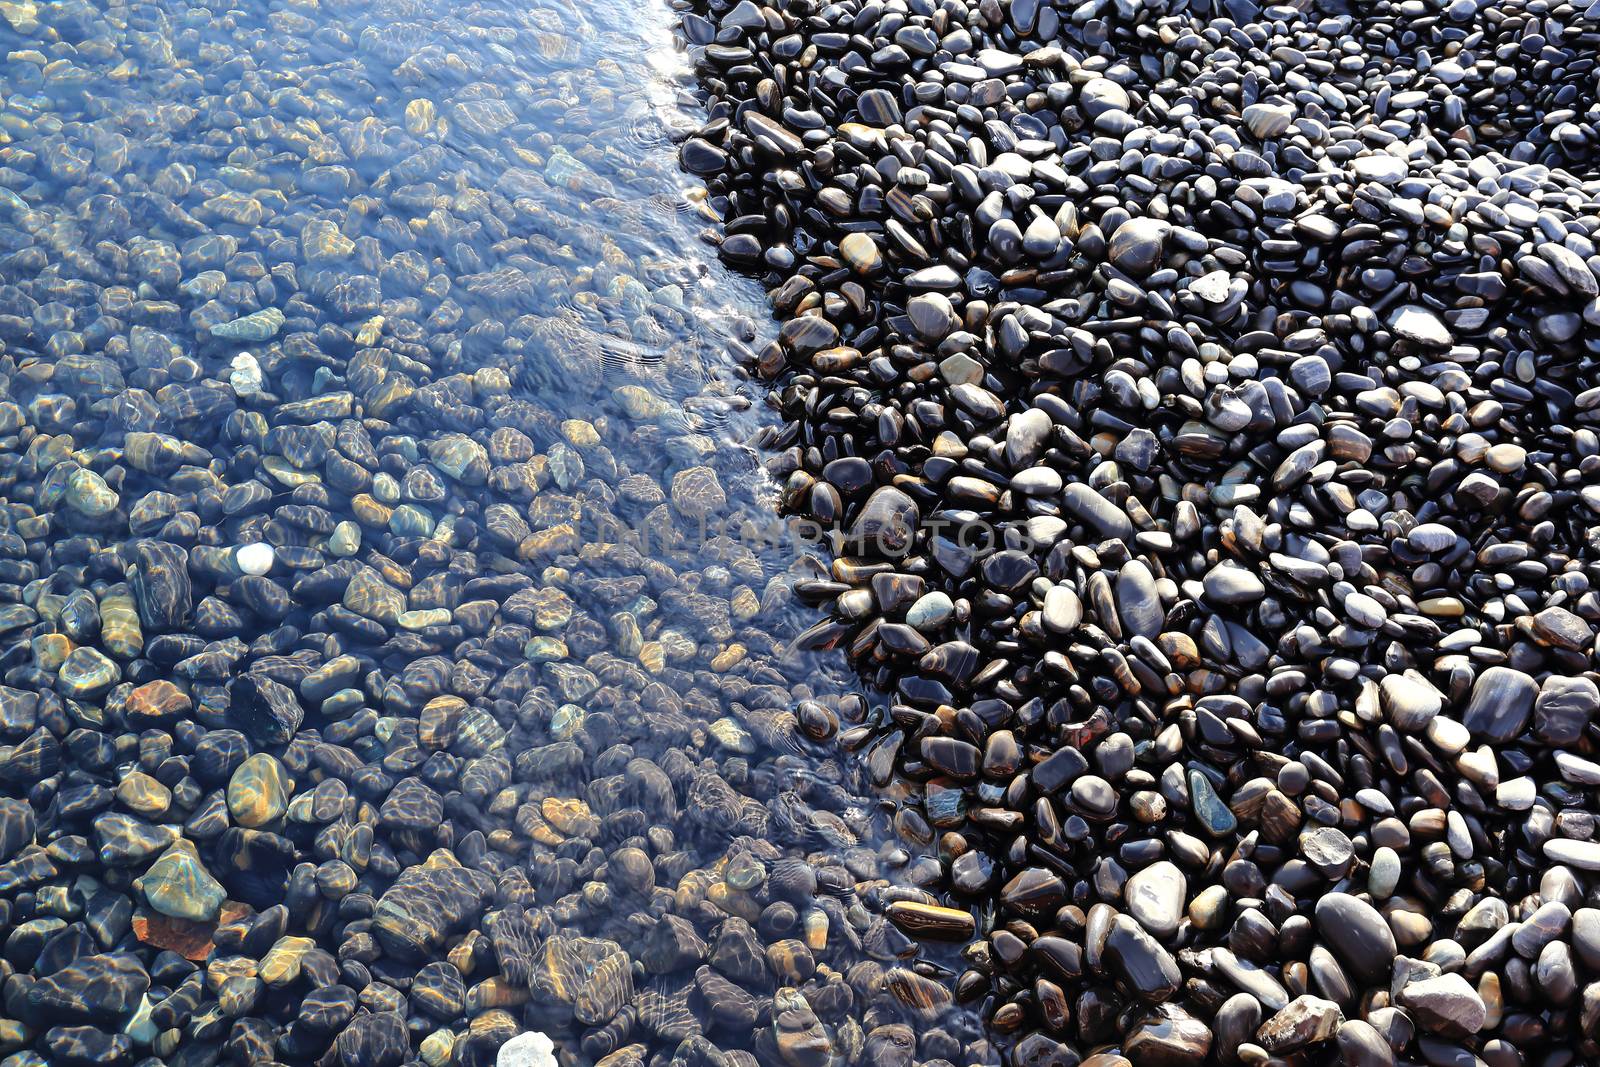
0,0,1599,1065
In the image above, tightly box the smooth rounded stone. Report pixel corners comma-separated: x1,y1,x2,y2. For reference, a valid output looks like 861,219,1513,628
235,542,275,576
1107,217,1168,277
1544,839,1600,870
1023,212,1061,257
1315,894,1396,983
681,136,727,174
1497,776,1537,810
328,521,361,556
1079,77,1132,119
497,1031,557,1067
137,839,225,923
1556,750,1600,785
1114,561,1163,640
1125,861,1185,940
949,849,996,896
929,355,976,391
1336,1020,1396,1067
885,900,976,941
96,812,178,866
907,293,957,341
1042,584,1082,634
1070,774,1118,819
1214,948,1289,1011
1350,153,1408,183
1005,408,1053,468
1105,914,1182,1002
1511,900,1570,959
45,1025,133,1066
127,684,191,726
1061,483,1133,541
1461,666,1537,742
1242,101,1294,138
227,754,291,828
1202,563,1264,605
55,647,120,700
1406,523,1457,552
1343,591,1386,628
839,232,882,275
1380,674,1443,731
1368,847,1402,900
115,771,171,817
1573,909,1600,971
1534,675,1599,744
1212,992,1264,1058
64,467,119,516
1388,305,1451,347
851,485,920,555
1011,466,1062,496
1186,770,1236,837
126,541,192,632
335,1010,409,1067
210,307,284,342
779,314,840,355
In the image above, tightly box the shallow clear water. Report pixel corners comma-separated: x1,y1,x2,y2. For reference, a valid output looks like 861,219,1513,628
0,0,984,1063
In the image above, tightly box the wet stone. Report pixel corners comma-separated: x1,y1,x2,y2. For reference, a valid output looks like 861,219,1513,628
335,1010,409,1067
1256,995,1344,1053
1107,217,1168,277
227,754,290,828
1114,561,1163,640
412,961,467,1020
126,541,192,632
1462,666,1538,741
210,307,284,342
1315,893,1396,984
1125,861,1185,940
29,954,149,1025
55,648,120,700
137,840,225,923
1122,1007,1212,1065
0,797,36,862
226,674,303,745
1396,973,1487,1037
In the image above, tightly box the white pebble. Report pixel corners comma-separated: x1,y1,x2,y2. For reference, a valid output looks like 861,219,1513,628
235,542,275,576
229,352,263,396
1497,777,1537,811
497,1031,557,1067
